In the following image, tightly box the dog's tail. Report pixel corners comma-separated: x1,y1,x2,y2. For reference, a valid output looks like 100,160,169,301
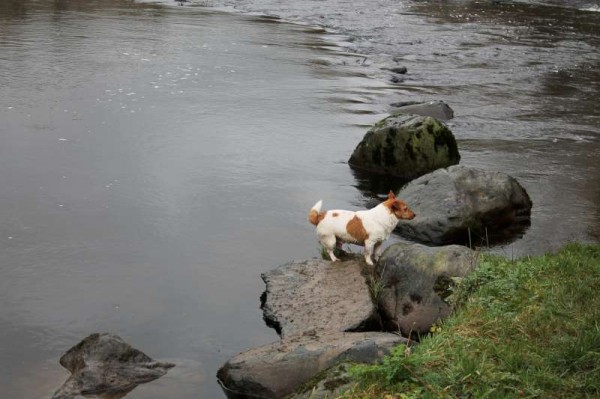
308,200,323,226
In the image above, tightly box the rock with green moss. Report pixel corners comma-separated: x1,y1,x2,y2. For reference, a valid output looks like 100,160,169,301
288,363,355,399
348,114,460,179
376,243,476,337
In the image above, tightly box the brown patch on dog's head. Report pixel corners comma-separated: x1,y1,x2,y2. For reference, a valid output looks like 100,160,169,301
332,212,339,217
346,216,369,244
393,200,415,220
383,191,415,220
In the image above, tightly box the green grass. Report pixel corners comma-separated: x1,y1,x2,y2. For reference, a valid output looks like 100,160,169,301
340,243,600,399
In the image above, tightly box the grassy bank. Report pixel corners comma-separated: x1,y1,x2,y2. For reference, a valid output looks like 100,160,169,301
341,243,600,399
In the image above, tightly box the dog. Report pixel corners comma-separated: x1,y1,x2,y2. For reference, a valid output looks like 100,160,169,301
308,191,415,265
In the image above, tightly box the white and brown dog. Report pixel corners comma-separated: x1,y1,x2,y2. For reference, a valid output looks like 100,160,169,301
308,191,415,265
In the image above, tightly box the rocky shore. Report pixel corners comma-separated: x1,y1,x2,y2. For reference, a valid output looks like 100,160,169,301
217,105,533,398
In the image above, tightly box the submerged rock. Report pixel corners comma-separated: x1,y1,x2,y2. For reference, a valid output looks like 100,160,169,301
348,114,460,179
395,165,532,246
376,243,476,337
217,332,408,399
52,333,174,399
261,258,379,337
390,100,454,121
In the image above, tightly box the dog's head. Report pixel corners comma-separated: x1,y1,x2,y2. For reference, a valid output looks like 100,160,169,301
385,191,416,220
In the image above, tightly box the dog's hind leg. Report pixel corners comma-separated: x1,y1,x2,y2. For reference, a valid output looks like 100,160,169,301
320,235,339,262
373,241,383,262
363,239,376,266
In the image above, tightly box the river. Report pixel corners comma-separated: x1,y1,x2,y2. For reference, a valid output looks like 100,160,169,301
0,0,598,398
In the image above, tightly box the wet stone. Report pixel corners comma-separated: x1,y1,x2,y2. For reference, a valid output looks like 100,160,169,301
52,333,174,399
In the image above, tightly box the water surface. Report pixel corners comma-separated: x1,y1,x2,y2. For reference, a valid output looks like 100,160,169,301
0,1,369,397
0,0,598,398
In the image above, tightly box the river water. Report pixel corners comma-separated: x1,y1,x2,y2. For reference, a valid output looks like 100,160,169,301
0,0,598,398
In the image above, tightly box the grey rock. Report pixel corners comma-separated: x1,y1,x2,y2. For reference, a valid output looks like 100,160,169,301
395,165,532,245
348,114,460,179
261,258,379,338
52,333,174,399
390,100,454,121
217,332,408,399
289,363,354,399
376,242,476,336
389,66,408,74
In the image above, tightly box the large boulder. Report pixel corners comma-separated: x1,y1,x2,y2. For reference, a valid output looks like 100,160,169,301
52,333,174,399
348,114,460,179
395,165,532,246
376,243,476,336
261,258,379,337
217,332,408,399
390,100,454,121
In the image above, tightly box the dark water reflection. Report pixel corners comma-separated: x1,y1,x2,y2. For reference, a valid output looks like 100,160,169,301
0,0,599,398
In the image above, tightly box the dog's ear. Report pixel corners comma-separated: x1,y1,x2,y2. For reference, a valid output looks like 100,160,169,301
392,200,406,210
387,190,395,200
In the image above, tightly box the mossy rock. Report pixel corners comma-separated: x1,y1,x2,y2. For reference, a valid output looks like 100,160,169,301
348,114,460,179
287,363,355,399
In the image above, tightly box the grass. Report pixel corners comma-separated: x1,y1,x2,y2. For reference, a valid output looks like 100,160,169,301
337,243,600,399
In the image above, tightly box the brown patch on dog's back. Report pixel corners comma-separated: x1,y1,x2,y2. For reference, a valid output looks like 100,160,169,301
332,212,339,217
346,216,369,243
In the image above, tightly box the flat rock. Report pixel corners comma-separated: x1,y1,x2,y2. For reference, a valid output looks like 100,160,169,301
395,165,532,246
390,100,454,121
217,332,408,399
261,258,379,338
376,243,476,336
52,333,174,399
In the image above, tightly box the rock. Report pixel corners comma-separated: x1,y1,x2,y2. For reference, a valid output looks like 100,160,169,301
348,114,460,179
390,100,454,121
217,332,408,399
261,258,379,337
376,242,476,337
390,75,404,83
395,165,532,246
52,333,175,399
389,66,408,74
289,363,354,399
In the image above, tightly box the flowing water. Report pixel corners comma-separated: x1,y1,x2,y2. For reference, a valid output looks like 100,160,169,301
0,0,598,398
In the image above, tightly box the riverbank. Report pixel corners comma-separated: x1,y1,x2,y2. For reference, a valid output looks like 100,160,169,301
336,243,600,398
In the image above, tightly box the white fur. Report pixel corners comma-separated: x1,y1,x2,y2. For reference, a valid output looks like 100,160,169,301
310,200,402,266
